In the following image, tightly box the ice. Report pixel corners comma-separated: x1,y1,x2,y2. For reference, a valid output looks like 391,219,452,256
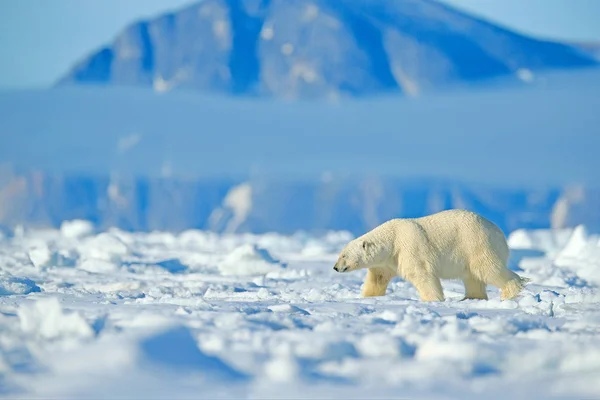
0,224,599,398
0,274,41,296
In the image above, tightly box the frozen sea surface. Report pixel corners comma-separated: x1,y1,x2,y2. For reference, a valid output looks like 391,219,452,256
1,220,600,399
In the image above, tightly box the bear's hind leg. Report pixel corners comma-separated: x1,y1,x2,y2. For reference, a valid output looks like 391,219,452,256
411,274,445,302
477,261,528,300
361,268,395,298
461,276,488,300
497,270,529,300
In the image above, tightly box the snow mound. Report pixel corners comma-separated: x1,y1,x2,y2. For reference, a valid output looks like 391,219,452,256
555,225,590,262
60,220,94,239
0,274,41,296
268,304,310,315
263,355,300,383
18,297,94,340
508,224,600,286
554,226,600,285
28,244,52,269
78,258,118,274
78,232,129,262
75,232,130,273
507,227,575,255
355,334,415,359
218,244,286,276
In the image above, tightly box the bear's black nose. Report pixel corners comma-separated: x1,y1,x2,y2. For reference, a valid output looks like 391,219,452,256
333,266,338,271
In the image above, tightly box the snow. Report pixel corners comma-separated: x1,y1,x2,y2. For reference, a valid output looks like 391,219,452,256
18,297,94,341
59,220,94,239
0,222,599,398
218,244,287,276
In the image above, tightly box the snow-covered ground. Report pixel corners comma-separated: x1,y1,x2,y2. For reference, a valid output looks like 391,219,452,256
1,220,600,399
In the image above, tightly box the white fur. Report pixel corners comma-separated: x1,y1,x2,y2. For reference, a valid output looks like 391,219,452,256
333,209,530,301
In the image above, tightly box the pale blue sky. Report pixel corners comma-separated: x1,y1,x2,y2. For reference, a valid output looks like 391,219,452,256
0,0,599,89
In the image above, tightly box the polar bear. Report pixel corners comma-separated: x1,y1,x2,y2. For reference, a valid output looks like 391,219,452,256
333,209,529,301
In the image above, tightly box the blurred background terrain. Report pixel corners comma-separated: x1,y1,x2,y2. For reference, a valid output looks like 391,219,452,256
1,0,599,236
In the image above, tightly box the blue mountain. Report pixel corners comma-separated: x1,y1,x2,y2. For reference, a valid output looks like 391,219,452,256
57,0,597,98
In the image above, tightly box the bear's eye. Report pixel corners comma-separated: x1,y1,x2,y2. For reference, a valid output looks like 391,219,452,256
362,241,367,249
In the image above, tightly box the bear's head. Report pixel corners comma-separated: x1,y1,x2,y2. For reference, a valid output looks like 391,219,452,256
333,238,388,273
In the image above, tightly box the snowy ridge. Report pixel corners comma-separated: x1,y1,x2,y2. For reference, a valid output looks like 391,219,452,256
57,0,597,98
0,223,600,398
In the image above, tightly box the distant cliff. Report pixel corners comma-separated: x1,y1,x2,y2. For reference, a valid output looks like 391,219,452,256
57,0,597,99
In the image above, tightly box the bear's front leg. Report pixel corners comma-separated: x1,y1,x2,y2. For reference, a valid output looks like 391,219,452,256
409,272,445,302
361,268,395,297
